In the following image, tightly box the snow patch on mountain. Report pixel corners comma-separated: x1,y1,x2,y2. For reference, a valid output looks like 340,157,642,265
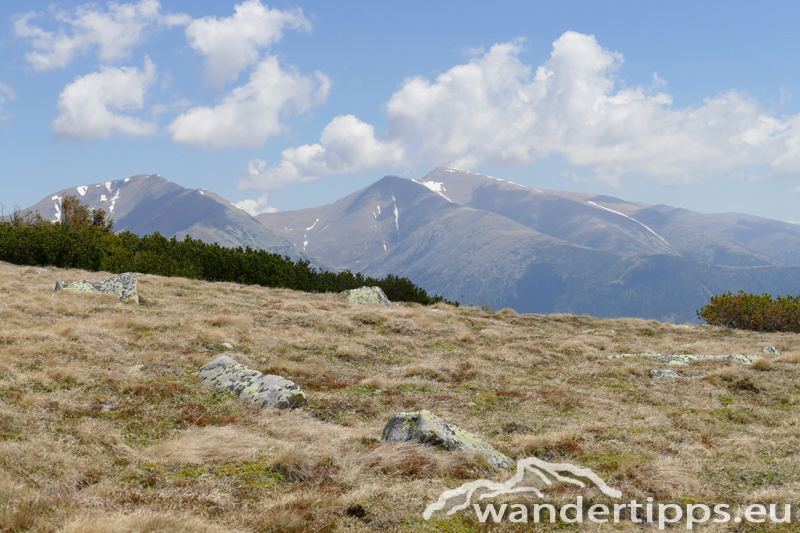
109,189,120,213
414,179,453,202
392,195,399,231
51,195,62,223
587,201,671,247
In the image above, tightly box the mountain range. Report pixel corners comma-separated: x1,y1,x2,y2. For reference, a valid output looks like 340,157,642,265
13,169,800,322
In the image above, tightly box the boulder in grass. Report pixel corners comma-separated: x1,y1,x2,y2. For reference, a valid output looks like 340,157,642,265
650,369,687,380
54,272,139,304
342,286,391,307
381,409,513,468
195,355,307,409
762,346,780,356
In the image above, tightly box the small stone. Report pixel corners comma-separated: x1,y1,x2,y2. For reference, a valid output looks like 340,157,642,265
762,346,780,356
221,342,234,350
195,355,307,409
650,369,685,380
341,286,391,307
129,364,146,373
381,409,513,468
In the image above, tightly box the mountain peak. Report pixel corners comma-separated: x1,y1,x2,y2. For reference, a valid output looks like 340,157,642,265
23,174,299,257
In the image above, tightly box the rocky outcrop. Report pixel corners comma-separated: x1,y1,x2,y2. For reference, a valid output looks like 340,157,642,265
54,272,139,303
609,352,761,366
762,346,780,356
196,355,307,409
381,409,513,468
342,286,391,307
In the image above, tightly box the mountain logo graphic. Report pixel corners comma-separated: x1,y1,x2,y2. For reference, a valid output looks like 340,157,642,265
423,456,622,520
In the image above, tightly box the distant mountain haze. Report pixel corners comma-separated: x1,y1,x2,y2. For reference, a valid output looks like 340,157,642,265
20,169,800,323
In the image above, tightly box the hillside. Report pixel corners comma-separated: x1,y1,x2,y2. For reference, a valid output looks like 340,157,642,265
1,261,798,531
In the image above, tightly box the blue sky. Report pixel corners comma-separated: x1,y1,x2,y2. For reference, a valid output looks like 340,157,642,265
2,1,800,222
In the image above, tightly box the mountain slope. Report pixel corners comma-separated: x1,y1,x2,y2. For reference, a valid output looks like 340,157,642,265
260,168,800,322
419,168,782,267
258,175,595,306
21,175,300,257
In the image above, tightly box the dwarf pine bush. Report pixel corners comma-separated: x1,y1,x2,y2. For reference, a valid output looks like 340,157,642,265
697,290,800,332
0,197,454,306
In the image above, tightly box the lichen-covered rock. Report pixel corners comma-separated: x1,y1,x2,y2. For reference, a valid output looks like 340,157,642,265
195,355,307,409
381,409,513,468
609,352,761,366
54,272,139,303
341,286,391,307
762,345,780,356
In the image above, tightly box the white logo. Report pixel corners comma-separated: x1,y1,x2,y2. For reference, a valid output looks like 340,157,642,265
423,456,621,520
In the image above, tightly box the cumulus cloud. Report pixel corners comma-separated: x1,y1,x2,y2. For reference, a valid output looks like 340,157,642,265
234,190,278,216
238,115,405,191
249,31,800,190
13,0,171,70
53,57,158,139
183,0,311,90
167,56,330,148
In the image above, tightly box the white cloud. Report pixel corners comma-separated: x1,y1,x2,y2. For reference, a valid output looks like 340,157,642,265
251,31,800,190
0,81,17,119
184,0,311,90
53,57,158,139
234,191,278,216
238,116,405,191
168,56,330,148
14,0,168,70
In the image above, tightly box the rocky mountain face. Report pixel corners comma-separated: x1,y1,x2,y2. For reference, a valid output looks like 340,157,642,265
258,168,800,322
20,175,299,258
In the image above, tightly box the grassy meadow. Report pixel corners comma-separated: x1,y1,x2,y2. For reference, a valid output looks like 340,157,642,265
0,261,798,531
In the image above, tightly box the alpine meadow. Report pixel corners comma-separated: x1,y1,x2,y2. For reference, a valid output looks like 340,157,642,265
3,1,800,531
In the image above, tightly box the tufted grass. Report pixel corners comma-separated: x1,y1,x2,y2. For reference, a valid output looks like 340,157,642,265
0,261,799,531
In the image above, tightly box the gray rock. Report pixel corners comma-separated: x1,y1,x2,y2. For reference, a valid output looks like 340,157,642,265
221,342,234,350
609,352,761,366
195,355,307,409
381,409,513,468
54,272,138,304
650,369,686,380
762,345,780,356
341,286,391,307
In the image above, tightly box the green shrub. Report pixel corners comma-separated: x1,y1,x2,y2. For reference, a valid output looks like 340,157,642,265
697,290,800,332
0,200,457,306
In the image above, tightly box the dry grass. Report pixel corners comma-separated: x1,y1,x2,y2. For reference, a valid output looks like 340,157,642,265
1,261,799,531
